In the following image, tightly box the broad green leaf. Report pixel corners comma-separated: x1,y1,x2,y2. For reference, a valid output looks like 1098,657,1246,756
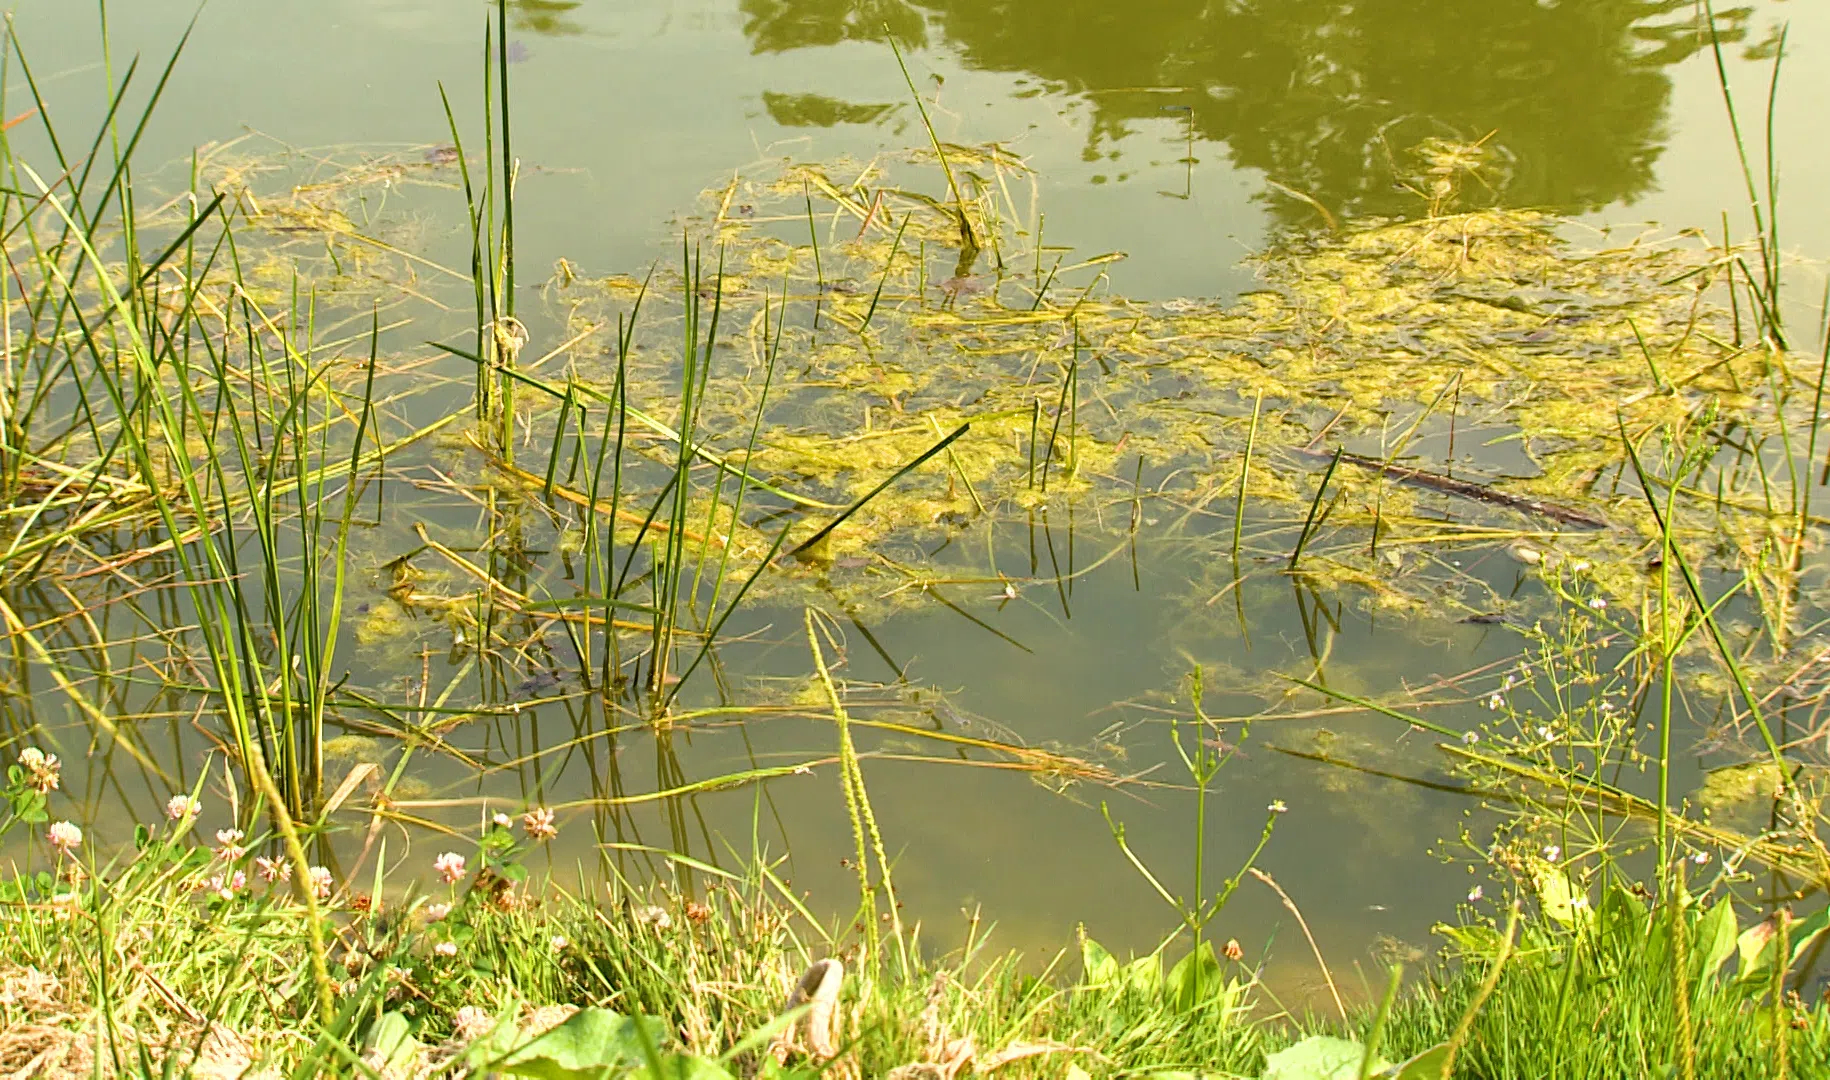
364,1012,422,1075
1081,937,1119,985
1167,941,1220,1014
1124,953,1164,994
1599,883,1647,940
1383,1043,1451,1079
1693,901,1738,982
1529,861,1589,928
1736,918,1777,981
1263,1035,1382,1080
1785,906,1830,968
499,1008,667,1080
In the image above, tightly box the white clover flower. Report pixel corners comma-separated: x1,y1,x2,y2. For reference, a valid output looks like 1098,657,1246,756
215,829,246,861
165,795,201,821
433,941,458,958
452,1006,494,1041
522,807,558,842
309,865,334,900
434,852,467,884
18,748,59,793
425,902,452,922
46,821,82,854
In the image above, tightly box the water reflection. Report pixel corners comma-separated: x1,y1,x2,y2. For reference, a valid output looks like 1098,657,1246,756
507,0,584,37
741,0,928,52
743,0,1746,222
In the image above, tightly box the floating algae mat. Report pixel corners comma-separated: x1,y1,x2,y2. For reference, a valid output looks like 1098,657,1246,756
451,145,1810,625
11,134,1830,968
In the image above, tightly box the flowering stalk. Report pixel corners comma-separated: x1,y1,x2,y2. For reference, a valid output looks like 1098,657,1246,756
243,739,334,1025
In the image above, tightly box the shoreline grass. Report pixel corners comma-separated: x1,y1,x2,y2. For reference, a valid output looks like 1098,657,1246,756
2,748,1826,1079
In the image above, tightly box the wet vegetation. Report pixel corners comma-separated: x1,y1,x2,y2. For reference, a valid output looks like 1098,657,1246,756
2,1,1829,1077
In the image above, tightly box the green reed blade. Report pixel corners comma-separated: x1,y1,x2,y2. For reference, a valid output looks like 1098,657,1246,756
1234,389,1262,562
664,520,793,712
885,28,976,252
789,423,970,559
861,213,910,332
1288,447,1342,571
1040,363,1072,492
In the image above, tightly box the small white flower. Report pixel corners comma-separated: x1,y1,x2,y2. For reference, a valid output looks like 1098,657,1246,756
550,935,568,952
425,902,452,921
453,1006,494,1041
434,852,467,884
1462,730,1480,745
433,941,458,958
522,807,558,842
1487,693,1504,711
1467,886,1483,902
1543,845,1561,862
209,871,247,901
46,821,82,854
215,829,246,861
1587,597,1607,611
1569,894,1590,911
1571,561,1591,573
1267,800,1288,814
309,865,334,900
1537,725,1555,741
1691,851,1711,866
165,795,201,821
17,748,59,793
255,856,291,883
491,812,512,829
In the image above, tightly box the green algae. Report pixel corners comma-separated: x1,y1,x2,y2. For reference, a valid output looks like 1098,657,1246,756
189,135,1830,698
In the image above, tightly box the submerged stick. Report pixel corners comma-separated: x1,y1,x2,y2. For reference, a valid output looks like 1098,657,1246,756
1295,447,1610,529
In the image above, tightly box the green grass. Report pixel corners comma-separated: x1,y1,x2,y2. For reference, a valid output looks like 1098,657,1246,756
2,746,1825,1079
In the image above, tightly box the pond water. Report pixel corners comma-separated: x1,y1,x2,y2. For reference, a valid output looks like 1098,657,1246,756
10,0,1830,1001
